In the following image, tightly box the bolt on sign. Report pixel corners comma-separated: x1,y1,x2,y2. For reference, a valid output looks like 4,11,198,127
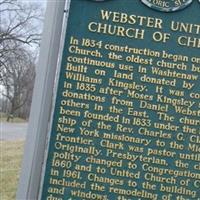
18,0,200,200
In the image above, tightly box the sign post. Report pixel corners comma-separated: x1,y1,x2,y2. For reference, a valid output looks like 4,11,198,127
18,0,200,199
17,1,68,199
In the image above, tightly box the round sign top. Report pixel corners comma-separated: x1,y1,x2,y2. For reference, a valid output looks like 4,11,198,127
141,0,193,12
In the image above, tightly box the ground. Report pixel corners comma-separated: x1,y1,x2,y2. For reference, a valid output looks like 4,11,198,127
0,112,26,123
0,140,25,200
0,123,27,141
0,120,27,200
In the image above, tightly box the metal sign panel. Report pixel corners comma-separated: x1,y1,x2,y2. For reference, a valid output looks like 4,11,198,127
28,0,200,199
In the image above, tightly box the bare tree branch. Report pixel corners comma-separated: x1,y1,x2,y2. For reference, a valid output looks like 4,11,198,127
0,0,44,119
0,46,36,119
0,0,44,73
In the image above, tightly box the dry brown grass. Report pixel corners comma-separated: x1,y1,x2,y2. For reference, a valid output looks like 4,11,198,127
0,140,24,200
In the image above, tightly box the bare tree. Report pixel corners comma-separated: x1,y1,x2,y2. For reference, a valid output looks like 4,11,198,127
0,46,35,121
0,0,45,120
0,0,43,74
0,0,42,44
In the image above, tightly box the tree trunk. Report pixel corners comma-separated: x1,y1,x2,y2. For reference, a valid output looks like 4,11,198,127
6,101,15,122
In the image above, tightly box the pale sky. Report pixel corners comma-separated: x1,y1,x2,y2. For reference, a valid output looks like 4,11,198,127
19,0,47,8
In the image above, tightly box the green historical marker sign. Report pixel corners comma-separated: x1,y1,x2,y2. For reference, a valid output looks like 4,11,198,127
38,0,200,199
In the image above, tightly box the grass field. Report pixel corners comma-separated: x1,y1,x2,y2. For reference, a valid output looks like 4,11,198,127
0,140,24,200
0,112,26,123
